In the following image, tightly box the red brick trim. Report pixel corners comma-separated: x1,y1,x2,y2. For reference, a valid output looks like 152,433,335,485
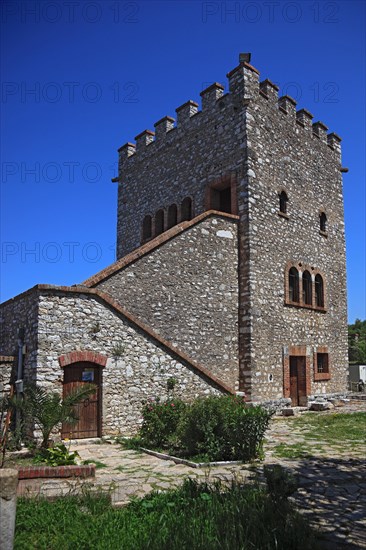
284,261,327,312
200,82,225,96
226,62,260,78
283,345,311,399
313,347,331,381
176,100,199,112
205,173,238,216
0,355,16,363
82,211,239,287
59,351,108,368
32,285,234,395
18,464,95,479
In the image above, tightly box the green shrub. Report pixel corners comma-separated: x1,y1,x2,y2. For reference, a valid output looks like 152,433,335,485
139,398,186,448
33,443,80,466
264,464,298,500
178,395,272,462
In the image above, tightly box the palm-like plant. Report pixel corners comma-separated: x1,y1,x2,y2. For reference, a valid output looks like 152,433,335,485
24,384,95,449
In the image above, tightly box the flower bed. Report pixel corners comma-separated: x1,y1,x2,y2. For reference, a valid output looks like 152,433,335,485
18,464,95,479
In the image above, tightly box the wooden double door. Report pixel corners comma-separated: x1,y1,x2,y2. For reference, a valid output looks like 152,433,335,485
61,362,101,439
289,356,307,406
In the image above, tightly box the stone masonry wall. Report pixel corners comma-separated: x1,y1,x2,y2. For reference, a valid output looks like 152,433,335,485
116,83,247,259
0,359,15,398
35,290,223,435
115,55,348,403
237,64,348,401
93,215,239,389
0,289,40,385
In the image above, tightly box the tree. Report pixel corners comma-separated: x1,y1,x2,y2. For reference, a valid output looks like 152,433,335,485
348,319,366,364
24,384,95,449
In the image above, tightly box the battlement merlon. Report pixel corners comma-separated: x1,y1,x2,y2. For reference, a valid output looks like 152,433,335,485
200,82,225,110
154,116,175,140
116,53,343,169
176,100,199,127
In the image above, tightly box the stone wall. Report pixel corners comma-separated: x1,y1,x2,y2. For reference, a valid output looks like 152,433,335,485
92,214,239,389
0,358,15,398
236,64,348,401
0,289,40,385
116,82,246,259
35,289,223,435
114,55,348,403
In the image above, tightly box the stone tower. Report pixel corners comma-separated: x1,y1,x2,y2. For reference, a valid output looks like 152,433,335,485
0,54,349,440
114,53,348,405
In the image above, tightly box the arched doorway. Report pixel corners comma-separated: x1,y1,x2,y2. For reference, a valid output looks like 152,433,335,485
61,361,102,438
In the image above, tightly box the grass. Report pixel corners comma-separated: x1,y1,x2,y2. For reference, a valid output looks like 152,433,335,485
273,443,315,459
15,479,321,550
273,412,366,459
293,412,366,443
82,460,107,469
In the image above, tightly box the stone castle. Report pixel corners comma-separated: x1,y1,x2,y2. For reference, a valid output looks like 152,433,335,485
0,53,348,438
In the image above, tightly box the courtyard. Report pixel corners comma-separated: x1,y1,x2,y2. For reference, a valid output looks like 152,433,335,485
9,398,366,549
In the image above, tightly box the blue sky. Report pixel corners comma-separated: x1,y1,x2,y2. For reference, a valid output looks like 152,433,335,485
1,0,365,322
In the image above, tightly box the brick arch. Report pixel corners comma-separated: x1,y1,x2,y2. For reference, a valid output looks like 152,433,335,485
59,351,108,368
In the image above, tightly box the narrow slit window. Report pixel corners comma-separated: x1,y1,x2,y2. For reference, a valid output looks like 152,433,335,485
181,197,192,221
302,270,312,306
315,274,324,307
155,209,164,236
167,204,178,229
279,191,288,214
142,215,152,241
320,212,327,232
289,267,299,303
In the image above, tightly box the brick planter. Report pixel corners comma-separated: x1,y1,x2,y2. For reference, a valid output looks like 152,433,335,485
18,464,95,480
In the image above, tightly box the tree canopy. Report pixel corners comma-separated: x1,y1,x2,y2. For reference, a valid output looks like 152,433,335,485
348,319,366,364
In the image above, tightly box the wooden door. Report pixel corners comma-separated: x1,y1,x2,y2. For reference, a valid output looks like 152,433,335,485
62,362,101,439
289,356,307,406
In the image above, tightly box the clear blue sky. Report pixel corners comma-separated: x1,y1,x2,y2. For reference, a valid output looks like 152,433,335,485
1,0,365,323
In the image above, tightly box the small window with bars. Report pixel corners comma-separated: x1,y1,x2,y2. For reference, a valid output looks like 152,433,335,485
316,353,329,374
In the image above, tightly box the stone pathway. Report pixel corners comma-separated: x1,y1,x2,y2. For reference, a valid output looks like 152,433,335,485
16,400,366,549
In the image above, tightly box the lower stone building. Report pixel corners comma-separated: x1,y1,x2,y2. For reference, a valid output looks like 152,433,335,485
0,54,348,438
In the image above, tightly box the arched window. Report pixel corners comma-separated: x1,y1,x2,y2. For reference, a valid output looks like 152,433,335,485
302,270,312,306
167,204,178,229
279,191,288,214
288,267,299,303
320,212,327,233
315,274,324,307
142,215,152,241
181,197,192,221
155,209,164,236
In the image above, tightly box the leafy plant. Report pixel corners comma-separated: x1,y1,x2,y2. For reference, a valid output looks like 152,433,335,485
15,480,321,549
112,342,125,358
82,459,107,469
264,464,298,500
140,398,186,448
167,377,177,392
90,322,101,335
33,444,80,467
24,384,95,449
178,395,273,462
348,319,366,364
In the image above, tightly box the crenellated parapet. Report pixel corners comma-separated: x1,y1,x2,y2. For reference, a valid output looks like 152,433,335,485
116,53,342,171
